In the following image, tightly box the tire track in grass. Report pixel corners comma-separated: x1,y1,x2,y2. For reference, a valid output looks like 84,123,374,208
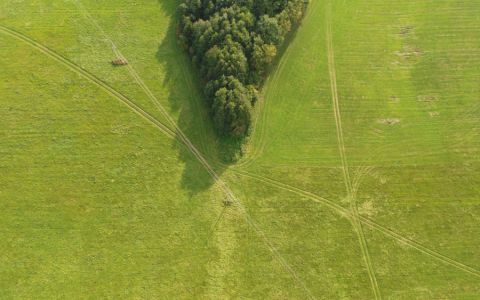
1,23,316,300
76,3,319,297
358,217,480,278
0,25,177,141
77,0,221,168
325,7,382,298
236,35,293,168
233,170,349,217
232,170,480,279
237,0,320,169
176,55,211,156
351,165,376,201
115,39,318,300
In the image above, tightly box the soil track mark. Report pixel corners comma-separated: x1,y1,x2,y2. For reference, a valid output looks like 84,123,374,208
109,32,318,300
0,25,176,140
233,170,348,216
2,12,316,299
359,217,480,278
325,8,382,299
237,0,320,168
236,33,294,169
233,170,480,279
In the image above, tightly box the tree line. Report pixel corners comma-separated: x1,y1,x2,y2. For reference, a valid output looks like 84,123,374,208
178,0,307,138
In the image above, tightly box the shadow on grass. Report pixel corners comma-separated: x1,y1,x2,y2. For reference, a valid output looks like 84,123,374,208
155,0,241,196
154,0,306,195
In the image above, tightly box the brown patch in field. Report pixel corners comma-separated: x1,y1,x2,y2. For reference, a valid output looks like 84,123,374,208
359,200,377,217
395,46,423,60
111,124,131,135
372,128,384,138
394,25,423,65
417,95,439,102
399,25,413,36
378,118,400,125
390,96,399,102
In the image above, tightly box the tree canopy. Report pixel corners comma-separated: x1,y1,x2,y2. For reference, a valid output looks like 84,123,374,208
179,0,307,138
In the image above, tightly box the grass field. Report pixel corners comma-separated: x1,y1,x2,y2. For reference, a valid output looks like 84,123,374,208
1,0,479,298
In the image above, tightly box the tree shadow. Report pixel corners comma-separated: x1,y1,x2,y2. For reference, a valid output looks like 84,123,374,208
153,0,306,196
155,0,235,197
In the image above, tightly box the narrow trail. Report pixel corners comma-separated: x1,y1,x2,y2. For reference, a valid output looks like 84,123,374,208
358,217,480,278
118,56,318,300
237,0,320,169
176,56,211,156
239,44,293,168
233,170,349,217
325,8,382,299
76,3,318,297
232,170,480,279
2,23,315,299
204,191,237,299
0,25,176,141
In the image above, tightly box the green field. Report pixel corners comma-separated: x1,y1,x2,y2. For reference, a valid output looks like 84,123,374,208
1,0,479,298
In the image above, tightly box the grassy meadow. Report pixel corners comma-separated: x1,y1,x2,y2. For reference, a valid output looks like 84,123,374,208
1,0,479,299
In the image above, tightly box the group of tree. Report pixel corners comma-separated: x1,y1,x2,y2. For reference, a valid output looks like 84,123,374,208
178,0,307,138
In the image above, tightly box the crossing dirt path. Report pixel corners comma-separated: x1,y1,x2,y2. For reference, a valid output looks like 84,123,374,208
325,8,382,299
0,22,317,300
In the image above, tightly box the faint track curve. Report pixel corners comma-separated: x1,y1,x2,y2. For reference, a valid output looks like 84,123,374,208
232,170,480,279
358,217,480,278
0,25,177,141
233,170,350,217
0,23,317,300
325,7,381,298
237,0,320,169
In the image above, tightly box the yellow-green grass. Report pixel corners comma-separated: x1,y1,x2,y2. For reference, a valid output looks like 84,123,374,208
1,0,480,298
228,175,375,299
239,0,480,298
0,0,355,298
0,33,219,298
0,0,218,157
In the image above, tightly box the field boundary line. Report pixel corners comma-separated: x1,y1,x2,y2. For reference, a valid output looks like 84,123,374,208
72,4,317,297
0,25,177,141
232,170,480,279
325,8,381,299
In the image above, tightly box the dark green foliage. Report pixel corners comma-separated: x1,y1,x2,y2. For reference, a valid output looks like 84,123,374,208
179,0,306,138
